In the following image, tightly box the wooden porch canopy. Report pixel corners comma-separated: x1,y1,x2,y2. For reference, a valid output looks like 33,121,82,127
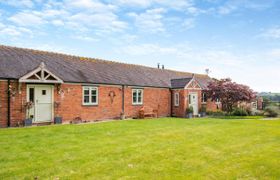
19,62,63,84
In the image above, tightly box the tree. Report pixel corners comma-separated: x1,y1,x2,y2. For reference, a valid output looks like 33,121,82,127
206,78,256,113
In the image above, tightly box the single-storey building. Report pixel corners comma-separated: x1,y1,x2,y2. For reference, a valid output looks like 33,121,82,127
0,45,219,127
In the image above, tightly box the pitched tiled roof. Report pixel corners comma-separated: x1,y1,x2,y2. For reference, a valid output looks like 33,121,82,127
171,78,193,89
0,45,212,88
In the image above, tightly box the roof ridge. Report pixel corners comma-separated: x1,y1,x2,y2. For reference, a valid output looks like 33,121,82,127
0,44,209,78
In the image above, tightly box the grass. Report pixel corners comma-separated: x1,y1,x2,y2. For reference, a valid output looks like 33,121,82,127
0,118,279,179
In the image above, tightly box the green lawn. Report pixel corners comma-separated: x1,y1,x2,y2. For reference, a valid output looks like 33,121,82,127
0,118,279,179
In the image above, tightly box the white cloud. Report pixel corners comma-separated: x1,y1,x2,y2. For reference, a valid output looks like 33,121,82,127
266,49,280,60
116,0,151,8
182,18,195,30
72,35,99,42
9,12,45,26
51,20,64,26
64,0,117,12
260,27,280,39
128,8,166,33
115,42,280,92
0,25,32,36
67,12,127,32
217,0,275,15
115,43,243,66
115,0,193,10
0,0,34,8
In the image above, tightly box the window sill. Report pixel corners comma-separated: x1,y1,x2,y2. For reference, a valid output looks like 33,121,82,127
132,104,143,106
82,104,98,107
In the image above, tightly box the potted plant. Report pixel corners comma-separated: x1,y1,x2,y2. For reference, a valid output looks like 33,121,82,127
54,101,62,124
186,106,193,118
200,105,207,117
24,101,34,126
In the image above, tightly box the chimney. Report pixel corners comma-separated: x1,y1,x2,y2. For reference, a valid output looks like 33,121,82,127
192,73,195,78
157,63,160,69
162,65,165,70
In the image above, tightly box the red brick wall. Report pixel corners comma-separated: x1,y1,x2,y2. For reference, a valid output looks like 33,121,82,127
0,81,27,127
54,84,123,122
10,82,26,127
206,100,221,112
124,87,171,118
0,81,8,127
171,89,203,117
171,89,185,117
1,81,222,127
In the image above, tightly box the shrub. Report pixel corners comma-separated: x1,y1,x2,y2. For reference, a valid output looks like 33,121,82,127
200,105,207,113
207,110,226,116
186,106,193,114
264,108,278,117
252,110,265,116
232,108,248,116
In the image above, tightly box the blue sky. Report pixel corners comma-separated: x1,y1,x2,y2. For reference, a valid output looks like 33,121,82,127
0,0,279,92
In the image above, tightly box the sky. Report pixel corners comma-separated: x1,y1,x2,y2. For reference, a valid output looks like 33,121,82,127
0,0,279,92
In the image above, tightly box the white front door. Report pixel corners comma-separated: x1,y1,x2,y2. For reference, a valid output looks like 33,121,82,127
189,93,198,115
27,85,53,122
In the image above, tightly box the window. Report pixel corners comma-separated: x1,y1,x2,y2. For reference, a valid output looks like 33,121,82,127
202,93,207,103
29,88,34,102
189,94,192,104
132,89,143,105
83,86,98,105
42,90,46,95
174,93,179,106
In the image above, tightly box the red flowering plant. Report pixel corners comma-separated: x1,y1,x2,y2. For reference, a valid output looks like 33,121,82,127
206,78,256,113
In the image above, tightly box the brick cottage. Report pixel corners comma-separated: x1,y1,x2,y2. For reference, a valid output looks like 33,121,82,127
0,45,220,127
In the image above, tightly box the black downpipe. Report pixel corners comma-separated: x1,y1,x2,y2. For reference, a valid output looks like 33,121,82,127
122,85,125,114
170,89,173,117
7,79,11,127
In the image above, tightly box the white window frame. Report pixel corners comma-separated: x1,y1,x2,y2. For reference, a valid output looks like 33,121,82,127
132,89,143,105
82,86,98,105
174,93,179,106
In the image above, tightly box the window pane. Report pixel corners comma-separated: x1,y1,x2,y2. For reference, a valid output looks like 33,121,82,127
138,90,142,103
92,95,97,103
133,90,137,103
29,88,34,102
189,95,191,104
84,89,89,95
91,89,96,95
84,96,90,103
176,94,179,105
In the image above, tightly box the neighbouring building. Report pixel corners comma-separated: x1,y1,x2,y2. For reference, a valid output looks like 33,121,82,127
0,45,219,128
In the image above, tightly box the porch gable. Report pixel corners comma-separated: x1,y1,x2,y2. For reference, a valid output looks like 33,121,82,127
19,62,63,84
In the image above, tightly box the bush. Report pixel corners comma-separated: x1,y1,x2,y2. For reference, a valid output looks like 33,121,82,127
252,110,265,116
207,110,227,116
232,108,248,116
186,106,193,114
264,108,278,117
